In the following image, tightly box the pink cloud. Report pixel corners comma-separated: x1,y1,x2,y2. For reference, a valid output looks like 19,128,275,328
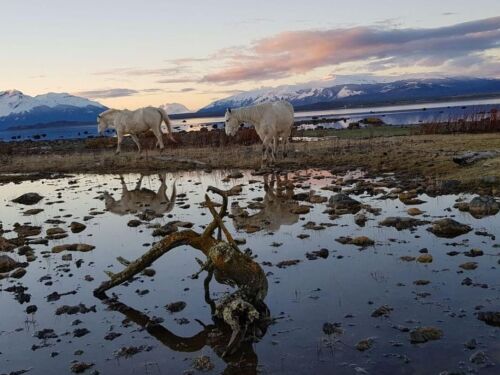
203,17,500,83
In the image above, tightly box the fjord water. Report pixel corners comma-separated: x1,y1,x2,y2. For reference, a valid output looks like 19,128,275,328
0,171,498,374
1,98,499,141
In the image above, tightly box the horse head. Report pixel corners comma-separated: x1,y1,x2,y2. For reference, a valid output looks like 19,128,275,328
224,108,239,136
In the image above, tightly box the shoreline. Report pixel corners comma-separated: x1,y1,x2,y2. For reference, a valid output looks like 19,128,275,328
1,132,499,194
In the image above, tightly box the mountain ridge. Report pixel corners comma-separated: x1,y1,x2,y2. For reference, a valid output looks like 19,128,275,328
196,77,500,115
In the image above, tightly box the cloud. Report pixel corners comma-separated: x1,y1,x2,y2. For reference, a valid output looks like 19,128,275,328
74,87,164,99
157,77,197,84
202,17,500,83
93,67,184,76
75,88,139,98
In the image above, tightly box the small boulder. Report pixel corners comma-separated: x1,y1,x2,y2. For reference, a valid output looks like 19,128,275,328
12,193,44,205
468,196,499,218
428,219,472,238
410,327,443,343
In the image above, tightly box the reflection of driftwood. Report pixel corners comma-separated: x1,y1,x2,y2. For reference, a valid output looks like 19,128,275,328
103,296,265,374
94,185,268,357
453,151,499,166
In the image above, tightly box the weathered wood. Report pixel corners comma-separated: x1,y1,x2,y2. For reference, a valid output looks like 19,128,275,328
453,150,499,166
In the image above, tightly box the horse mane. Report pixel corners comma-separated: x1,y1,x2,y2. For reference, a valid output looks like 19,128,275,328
233,102,274,123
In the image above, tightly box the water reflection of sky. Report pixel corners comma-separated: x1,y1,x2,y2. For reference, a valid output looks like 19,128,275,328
0,170,499,374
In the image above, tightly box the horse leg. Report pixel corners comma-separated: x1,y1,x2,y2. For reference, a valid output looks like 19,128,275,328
272,137,278,162
152,127,165,153
130,134,141,154
115,131,124,154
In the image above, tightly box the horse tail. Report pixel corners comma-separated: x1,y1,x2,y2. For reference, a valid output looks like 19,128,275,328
157,107,176,142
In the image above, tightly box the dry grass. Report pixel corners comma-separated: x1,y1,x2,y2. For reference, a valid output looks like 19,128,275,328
1,132,500,192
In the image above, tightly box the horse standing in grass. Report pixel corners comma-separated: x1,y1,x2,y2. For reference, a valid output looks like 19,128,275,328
97,107,176,154
224,101,294,165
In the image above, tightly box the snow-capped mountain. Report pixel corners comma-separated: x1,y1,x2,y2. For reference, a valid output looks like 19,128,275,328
160,102,191,115
197,77,500,115
0,90,106,129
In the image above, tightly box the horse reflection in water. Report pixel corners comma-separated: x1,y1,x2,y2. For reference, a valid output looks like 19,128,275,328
95,186,271,375
103,174,176,216
232,173,299,232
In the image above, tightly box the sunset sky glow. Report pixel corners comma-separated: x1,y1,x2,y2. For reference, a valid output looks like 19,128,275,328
1,0,499,110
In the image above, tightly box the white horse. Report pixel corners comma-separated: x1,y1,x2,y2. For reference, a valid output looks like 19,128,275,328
97,106,176,154
224,101,294,165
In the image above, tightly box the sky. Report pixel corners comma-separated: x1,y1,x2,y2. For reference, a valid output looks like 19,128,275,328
1,0,499,110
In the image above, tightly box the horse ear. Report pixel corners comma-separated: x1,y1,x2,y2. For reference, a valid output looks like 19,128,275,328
227,108,232,113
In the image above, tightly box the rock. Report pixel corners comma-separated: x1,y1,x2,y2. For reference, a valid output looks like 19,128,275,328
379,217,428,230
14,224,42,237
46,227,66,236
354,213,367,226
459,262,478,270
152,223,178,236
0,255,19,273
323,322,343,335
468,196,499,218
328,193,361,214
399,191,425,205
0,236,16,252
464,338,477,350
407,208,423,216
192,355,215,371
351,236,374,247
165,301,186,313
35,328,58,339
142,268,156,277
73,328,90,338
26,305,38,314
306,249,329,260
51,243,95,253
454,202,470,212
371,305,393,317
356,338,374,351
114,345,151,358
400,256,415,262
477,311,500,327
70,222,87,233
453,150,498,166
428,219,472,238
23,208,44,216
308,195,327,204
127,219,142,228
469,351,488,365
104,332,122,341
10,267,27,279
70,362,94,373
410,327,443,343
417,254,433,263
464,248,483,257
414,279,430,285
55,304,96,315
276,259,301,268
227,171,243,179
12,193,44,205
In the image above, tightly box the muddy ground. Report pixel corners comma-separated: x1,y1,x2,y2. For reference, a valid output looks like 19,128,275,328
1,131,500,194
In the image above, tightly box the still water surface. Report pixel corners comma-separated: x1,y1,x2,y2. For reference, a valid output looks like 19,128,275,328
0,170,498,374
